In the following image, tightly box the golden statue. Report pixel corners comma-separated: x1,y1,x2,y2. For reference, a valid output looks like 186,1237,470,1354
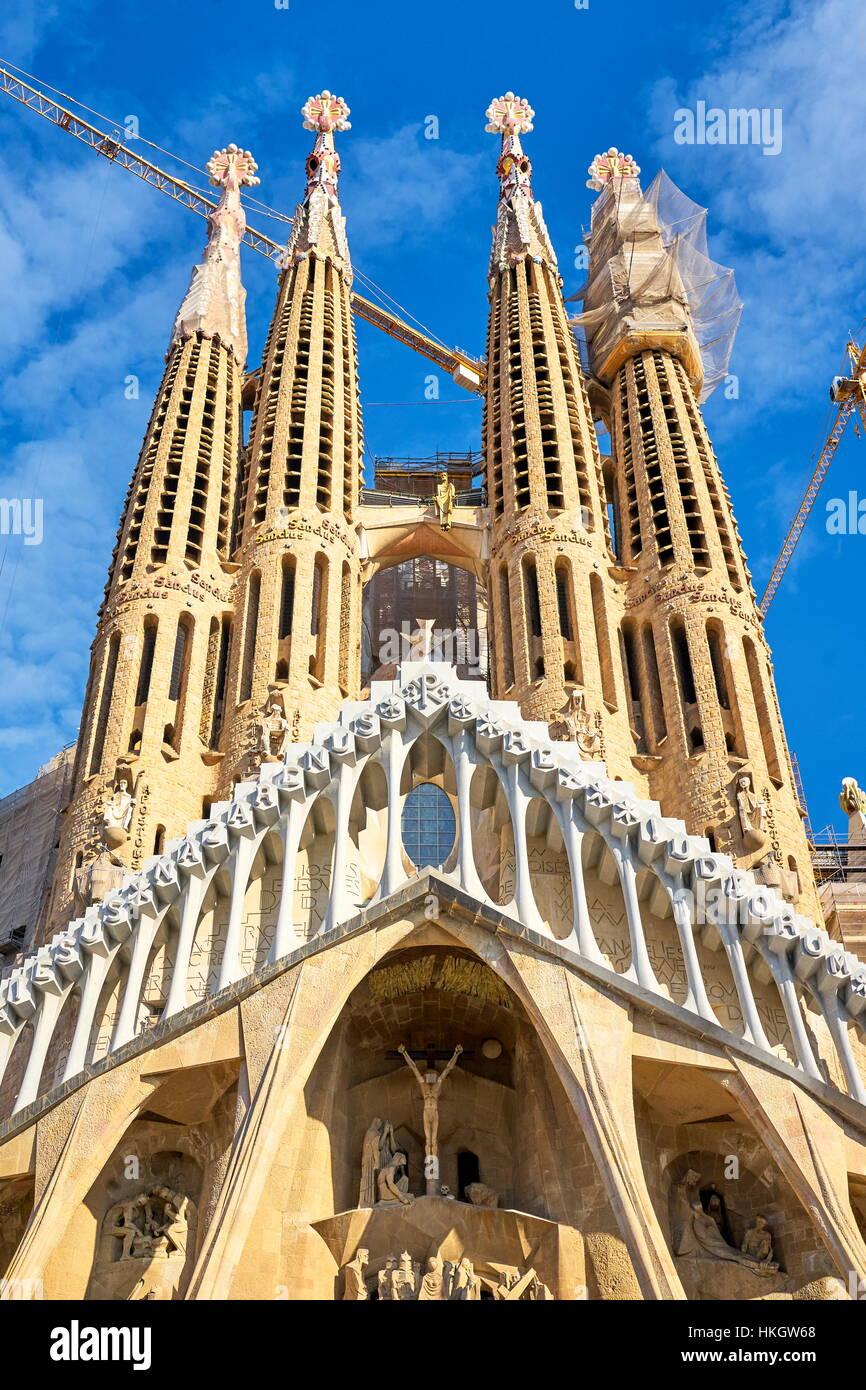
434,470,456,529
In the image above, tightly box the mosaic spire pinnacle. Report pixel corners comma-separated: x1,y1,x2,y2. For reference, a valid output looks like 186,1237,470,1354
486,93,536,203
586,146,641,192
171,143,259,363
302,90,351,202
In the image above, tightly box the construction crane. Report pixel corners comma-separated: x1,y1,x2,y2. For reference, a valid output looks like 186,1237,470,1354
759,339,866,616
0,62,485,394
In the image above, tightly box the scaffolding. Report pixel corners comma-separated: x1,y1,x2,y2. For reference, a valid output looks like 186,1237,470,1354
366,451,486,506
574,171,743,401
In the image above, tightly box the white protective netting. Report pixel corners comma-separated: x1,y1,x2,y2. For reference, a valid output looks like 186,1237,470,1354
574,171,743,401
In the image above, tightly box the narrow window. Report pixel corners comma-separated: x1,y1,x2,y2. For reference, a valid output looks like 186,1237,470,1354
590,572,617,708
240,571,260,703
135,619,158,707
88,631,120,776
279,554,296,640
621,620,646,751
339,562,352,690
210,617,232,748
310,555,328,679
671,617,697,705
522,555,544,678
168,618,189,703
498,564,514,689
642,623,667,746
603,459,621,562
670,616,703,753
706,622,730,709
743,636,783,784
523,556,542,637
555,562,573,640
167,614,193,749
555,557,582,684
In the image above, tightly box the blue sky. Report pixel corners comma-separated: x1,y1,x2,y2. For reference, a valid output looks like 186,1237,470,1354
0,0,863,836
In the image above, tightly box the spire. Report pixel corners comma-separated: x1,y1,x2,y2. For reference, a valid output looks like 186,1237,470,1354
282,90,353,274
585,146,641,192
485,93,556,270
171,143,259,366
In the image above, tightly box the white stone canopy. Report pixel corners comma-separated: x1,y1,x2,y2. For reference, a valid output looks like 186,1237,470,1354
2,663,865,1119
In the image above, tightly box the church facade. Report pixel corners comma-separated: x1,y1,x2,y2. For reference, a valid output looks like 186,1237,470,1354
0,93,865,1301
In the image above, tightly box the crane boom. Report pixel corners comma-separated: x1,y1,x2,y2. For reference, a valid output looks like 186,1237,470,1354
0,63,484,392
758,397,854,616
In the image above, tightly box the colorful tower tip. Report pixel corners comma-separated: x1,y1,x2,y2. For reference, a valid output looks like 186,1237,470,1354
206,144,261,189
485,93,534,137
302,91,351,134
586,147,641,191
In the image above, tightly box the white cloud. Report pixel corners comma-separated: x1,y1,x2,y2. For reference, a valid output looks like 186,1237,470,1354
343,123,484,251
648,0,866,411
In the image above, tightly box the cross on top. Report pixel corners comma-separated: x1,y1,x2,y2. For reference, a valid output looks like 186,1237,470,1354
206,144,260,189
302,91,351,135
485,93,535,137
586,147,641,191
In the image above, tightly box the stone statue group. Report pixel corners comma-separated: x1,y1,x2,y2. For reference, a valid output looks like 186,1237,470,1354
107,1186,190,1263
344,1249,481,1300
342,1249,553,1300
359,1042,465,1206
672,1171,778,1274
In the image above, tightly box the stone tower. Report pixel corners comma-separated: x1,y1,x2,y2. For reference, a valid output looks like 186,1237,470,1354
481,96,636,780
581,149,818,915
218,91,363,788
2,95,866,1311
48,144,260,927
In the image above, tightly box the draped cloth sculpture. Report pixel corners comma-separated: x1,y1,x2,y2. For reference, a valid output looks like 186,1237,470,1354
359,1117,396,1208
671,1171,779,1275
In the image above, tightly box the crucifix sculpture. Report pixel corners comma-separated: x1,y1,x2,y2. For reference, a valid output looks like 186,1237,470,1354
397,1042,463,1193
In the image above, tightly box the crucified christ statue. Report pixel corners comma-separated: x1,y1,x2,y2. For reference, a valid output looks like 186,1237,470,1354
397,1043,463,1159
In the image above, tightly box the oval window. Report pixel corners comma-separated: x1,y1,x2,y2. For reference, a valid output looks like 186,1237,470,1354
401,782,456,868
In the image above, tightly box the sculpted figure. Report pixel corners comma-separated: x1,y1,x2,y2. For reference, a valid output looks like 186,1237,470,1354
258,699,290,761
153,1187,189,1257
102,768,138,850
106,1186,190,1263
434,471,456,529
108,1198,141,1261
342,1248,369,1300
377,1151,414,1206
392,1250,418,1300
377,1256,396,1300
397,1042,463,1158
359,1117,395,1208
736,774,767,850
840,777,866,818
704,1189,726,1237
672,1171,778,1275
566,690,602,758
465,1181,499,1209
494,1267,538,1300
417,1255,447,1301
451,1256,480,1301
740,1215,775,1268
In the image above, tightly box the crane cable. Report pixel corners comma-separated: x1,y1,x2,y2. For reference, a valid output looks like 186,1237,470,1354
2,57,463,363
0,56,294,227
